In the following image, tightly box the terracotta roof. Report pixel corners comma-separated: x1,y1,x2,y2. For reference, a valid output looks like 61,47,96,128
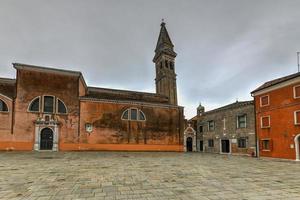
204,100,253,115
0,77,16,99
82,87,169,104
252,72,300,94
189,115,198,121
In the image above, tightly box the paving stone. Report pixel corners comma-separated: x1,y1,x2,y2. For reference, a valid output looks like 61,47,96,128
0,152,299,199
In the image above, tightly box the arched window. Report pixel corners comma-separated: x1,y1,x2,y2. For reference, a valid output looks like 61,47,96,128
121,108,146,121
28,97,40,112
28,96,67,114
0,99,8,112
57,99,67,114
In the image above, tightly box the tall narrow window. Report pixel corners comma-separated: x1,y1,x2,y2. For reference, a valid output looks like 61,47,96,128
237,114,247,128
208,139,214,147
0,99,8,112
294,110,300,125
208,120,215,131
44,96,54,113
199,125,203,133
294,85,300,98
170,62,174,70
261,116,270,128
262,139,270,150
29,97,40,112
165,60,169,68
130,109,138,120
57,99,67,114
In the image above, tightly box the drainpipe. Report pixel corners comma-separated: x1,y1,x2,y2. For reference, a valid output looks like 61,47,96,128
252,94,259,158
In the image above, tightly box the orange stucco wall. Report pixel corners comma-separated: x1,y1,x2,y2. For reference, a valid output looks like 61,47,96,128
78,100,184,151
0,67,184,151
255,81,300,160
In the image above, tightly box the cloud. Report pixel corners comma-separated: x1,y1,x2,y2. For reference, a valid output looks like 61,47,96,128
0,0,299,119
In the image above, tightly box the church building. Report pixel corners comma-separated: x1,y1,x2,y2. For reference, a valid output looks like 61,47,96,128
0,22,185,151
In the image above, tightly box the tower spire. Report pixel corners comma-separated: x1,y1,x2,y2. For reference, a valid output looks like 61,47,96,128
153,21,178,105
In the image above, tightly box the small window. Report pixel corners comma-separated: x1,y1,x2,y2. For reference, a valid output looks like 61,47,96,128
199,125,203,133
57,99,67,114
294,85,300,99
262,140,270,150
0,99,8,112
29,97,40,112
237,114,247,128
208,139,214,147
208,120,215,131
294,110,300,125
122,108,146,121
238,138,247,148
260,95,269,107
261,116,270,128
165,60,168,68
43,96,54,113
170,62,174,70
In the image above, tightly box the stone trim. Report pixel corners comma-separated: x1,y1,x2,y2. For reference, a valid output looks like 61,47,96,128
184,125,196,152
79,97,183,109
34,123,59,151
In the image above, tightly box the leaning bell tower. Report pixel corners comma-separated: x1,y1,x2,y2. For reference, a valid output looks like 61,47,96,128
153,21,178,105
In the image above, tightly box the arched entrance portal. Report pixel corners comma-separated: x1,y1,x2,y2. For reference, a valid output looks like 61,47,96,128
184,125,196,152
186,137,193,152
295,134,300,161
40,128,54,150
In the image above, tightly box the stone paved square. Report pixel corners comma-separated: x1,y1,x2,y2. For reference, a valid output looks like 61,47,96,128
0,152,299,200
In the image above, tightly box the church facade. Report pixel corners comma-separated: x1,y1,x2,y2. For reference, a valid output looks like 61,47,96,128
0,22,185,151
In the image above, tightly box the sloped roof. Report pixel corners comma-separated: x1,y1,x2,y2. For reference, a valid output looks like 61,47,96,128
81,87,169,104
0,77,16,99
251,72,300,94
203,100,253,115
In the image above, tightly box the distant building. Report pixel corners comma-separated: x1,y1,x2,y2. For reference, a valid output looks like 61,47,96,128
0,22,185,151
190,101,256,155
251,72,300,161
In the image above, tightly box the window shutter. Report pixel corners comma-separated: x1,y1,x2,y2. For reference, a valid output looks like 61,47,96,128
269,140,273,151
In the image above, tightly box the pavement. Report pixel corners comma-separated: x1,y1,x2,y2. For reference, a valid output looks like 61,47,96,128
0,152,299,200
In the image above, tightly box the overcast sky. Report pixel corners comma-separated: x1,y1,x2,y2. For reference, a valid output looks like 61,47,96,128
0,0,300,119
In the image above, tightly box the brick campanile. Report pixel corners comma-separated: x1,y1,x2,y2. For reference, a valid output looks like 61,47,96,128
153,21,178,105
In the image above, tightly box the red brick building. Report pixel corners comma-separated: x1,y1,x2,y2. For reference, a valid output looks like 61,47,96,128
251,72,300,161
0,22,184,151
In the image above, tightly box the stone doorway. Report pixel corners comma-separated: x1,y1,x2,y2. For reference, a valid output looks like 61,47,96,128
184,125,196,152
199,141,203,152
186,137,193,152
221,139,230,154
34,120,59,151
40,128,54,150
